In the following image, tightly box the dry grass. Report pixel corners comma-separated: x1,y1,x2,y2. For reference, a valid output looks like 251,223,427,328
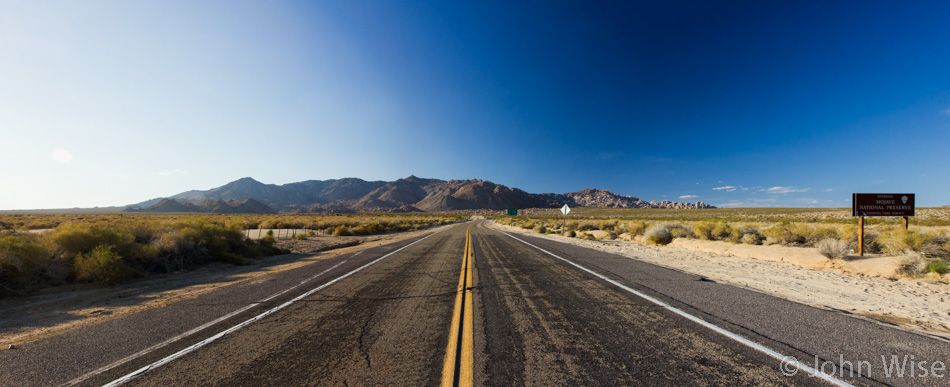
0,213,463,296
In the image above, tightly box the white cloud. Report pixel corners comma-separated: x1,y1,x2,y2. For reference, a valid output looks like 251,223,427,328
715,197,778,207
679,195,699,199
51,149,73,164
718,202,745,207
158,169,189,176
823,188,833,192
766,186,810,194
712,186,736,191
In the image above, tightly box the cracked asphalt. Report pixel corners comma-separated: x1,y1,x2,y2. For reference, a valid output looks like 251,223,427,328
4,220,949,386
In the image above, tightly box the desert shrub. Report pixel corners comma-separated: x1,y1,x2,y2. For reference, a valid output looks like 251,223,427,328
693,221,716,240
788,224,813,245
565,222,578,231
880,229,938,255
564,230,576,238
52,223,138,262
0,236,49,295
259,233,277,248
150,230,189,255
763,225,794,245
816,238,850,260
864,235,885,254
896,250,928,277
148,230,192,272
332,226,352,237
723,226,743,243
295,233,308,240
622,221,647,236
522,221,536,230
927,260,948,275
741,232,764,245
712,222,733,241
693,221,738,242
805,226,840,245
605,231,618,240
75,245,144,285
667,224,691,239
644,225,673,245
577,222,597,231
352,223,384,235
598,220,618,231
533,224,547,234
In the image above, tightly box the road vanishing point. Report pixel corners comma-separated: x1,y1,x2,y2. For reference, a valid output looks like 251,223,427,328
2,220,948,386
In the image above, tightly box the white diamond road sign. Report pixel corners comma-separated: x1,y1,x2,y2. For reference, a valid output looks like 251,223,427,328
561,204,571,216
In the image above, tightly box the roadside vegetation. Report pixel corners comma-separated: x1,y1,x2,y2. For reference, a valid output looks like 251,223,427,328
494,207,950,278
0,213,462,296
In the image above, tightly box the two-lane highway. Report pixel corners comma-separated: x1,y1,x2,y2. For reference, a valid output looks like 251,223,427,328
4,220,948,386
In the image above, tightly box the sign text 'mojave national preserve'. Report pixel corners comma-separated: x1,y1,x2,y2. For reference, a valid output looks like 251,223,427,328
852,193,915,217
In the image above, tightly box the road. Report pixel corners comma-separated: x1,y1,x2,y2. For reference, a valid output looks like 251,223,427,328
3,220,949,386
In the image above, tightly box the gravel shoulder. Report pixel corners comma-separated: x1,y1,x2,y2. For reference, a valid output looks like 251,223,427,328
491,222,950,339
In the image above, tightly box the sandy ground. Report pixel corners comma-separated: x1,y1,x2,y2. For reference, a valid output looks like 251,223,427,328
0,225,455,349
494,223,950,340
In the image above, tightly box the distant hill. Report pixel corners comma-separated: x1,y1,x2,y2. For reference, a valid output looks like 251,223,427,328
126,197,276,214
127,176,714,213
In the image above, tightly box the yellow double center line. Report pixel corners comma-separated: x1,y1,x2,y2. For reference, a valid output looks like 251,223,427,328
442,225,474,387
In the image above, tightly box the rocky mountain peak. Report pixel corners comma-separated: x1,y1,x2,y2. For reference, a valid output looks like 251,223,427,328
129,176,716,213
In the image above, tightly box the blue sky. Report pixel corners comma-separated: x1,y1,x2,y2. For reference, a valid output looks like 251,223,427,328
2,1,949,209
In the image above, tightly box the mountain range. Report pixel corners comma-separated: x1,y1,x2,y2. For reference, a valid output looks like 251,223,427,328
127,176,715,213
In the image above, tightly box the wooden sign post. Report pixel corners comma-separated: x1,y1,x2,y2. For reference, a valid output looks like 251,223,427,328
852,193,915,256
858,216,864,256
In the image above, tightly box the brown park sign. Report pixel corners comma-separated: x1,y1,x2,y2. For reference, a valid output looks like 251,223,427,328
852,193,915,217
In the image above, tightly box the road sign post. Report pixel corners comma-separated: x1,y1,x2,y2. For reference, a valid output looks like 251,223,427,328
852,193,915,256
561,204,571,235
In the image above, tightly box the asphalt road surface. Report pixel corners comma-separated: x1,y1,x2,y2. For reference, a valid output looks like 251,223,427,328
3,220,949,386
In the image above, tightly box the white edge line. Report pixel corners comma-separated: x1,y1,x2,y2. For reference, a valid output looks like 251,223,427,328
501,231,855,387
99,229,444,387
